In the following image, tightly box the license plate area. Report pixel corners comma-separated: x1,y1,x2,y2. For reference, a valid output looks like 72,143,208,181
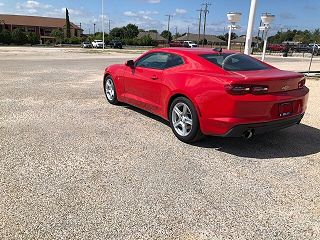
279,102,293,117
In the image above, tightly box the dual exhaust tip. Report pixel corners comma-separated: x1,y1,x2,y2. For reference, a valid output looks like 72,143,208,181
242,129,254,139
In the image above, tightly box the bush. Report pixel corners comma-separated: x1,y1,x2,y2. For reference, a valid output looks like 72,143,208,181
69,37,81,44
0,29,12,44
137,35,157,46
27,32,39,45
12,28,28,45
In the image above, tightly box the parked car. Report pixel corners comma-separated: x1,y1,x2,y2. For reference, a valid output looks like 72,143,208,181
309,43,319,55
169,41,183,47
109,40,123,49
81,42,93,48
92,40,105,48
103,48,309,143
292,44,310,53
183,41,198,48
267,44,285,52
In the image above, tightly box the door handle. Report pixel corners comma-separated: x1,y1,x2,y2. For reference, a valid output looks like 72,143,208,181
151,75,158,80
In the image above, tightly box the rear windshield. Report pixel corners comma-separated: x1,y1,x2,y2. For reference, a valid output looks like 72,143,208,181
200,53,271,71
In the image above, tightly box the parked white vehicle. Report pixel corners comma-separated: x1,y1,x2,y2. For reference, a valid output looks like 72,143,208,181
183,41,198,48
92,40,105,48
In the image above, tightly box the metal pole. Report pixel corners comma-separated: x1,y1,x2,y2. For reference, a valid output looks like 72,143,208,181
102,0,105,50
308,42,316,73
244,0,258,55
227,25,232,50
197,9,202,44
94,23,96,35
202,3,211,47
165,14,172,44
262,28,268,61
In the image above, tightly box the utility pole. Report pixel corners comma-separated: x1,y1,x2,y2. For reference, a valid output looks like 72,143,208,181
202,2,211,47
94,23,96,35
165,14,173,44
102,0,105,50
175,26,178,37
108,20,111,33
188,26,190,34
197,9,203,44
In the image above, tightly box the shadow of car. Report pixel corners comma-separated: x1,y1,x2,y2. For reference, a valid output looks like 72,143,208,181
123,103,320,159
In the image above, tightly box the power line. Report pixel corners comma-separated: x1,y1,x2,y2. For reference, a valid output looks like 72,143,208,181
202,2,211,47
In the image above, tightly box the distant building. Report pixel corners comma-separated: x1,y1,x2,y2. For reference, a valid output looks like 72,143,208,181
0,14,83,43
138,31,167,44
176,33,226,44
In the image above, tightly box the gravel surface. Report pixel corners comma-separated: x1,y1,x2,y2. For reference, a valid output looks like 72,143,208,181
1,48,320,239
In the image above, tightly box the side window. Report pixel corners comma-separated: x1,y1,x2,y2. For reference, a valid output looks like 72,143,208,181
135,53,170,70
165,54,184,69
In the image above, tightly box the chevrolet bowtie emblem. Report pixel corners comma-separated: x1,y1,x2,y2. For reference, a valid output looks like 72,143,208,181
282,85,290,91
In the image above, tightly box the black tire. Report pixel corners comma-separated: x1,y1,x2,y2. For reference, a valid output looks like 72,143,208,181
103,75,119,105
169,97,202,143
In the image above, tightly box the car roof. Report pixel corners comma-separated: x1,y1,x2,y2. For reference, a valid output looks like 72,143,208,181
151,47,238,57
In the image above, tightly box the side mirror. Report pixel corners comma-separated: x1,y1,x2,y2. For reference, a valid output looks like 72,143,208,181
126,60,135,68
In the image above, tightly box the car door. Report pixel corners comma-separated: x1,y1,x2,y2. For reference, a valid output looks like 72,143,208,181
123,52,170,114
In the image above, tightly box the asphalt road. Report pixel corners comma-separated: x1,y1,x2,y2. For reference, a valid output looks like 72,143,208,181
1,52,320,239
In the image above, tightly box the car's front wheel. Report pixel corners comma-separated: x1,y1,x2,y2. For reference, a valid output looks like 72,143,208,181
169,97,202,143
103,75,118,105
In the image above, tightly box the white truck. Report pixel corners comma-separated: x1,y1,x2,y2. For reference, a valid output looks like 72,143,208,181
183,41,198,48
92,40,105,48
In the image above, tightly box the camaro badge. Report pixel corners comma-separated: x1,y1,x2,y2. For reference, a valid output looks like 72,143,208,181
282,85,290,91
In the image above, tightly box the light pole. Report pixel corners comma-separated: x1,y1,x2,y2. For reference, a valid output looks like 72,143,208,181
244,0,258,55
102,0,105,50
226,12,242,50
259,13,275,61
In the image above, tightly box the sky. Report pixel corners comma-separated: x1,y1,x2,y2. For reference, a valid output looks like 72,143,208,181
0,0,319,35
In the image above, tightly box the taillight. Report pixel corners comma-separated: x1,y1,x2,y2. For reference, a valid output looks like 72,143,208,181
225,84,269,95
298,79,306,89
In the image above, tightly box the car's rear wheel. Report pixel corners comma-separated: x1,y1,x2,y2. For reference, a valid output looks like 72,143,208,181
169,97,202,143
104,75,118,105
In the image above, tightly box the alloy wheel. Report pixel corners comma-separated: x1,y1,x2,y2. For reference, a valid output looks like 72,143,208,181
171,102,193,137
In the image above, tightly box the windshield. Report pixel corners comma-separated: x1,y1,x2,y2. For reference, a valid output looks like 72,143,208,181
200,53,271,71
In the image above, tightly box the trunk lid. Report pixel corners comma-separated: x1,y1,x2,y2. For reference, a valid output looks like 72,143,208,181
229,69,305,93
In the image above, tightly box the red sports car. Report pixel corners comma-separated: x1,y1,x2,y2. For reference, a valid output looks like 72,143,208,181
103,48,309,143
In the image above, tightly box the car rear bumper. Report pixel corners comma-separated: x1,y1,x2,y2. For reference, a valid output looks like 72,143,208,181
199,87,309,136
221,113,304,137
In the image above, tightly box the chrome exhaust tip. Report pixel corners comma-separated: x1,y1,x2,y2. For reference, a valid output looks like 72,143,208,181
242,129,254,139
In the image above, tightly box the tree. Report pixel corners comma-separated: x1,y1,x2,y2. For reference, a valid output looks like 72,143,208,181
66,8,71,38
27,32,39,45
224,32,238,41
0,29,12,44
110,27,125,39
124,24,139,39
11,28,28,45
160,30,172,42
51,29,64,44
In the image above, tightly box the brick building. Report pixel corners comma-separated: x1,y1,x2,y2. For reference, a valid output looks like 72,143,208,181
0,14,83,43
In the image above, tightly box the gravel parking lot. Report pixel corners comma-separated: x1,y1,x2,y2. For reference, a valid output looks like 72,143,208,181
1,47,320,239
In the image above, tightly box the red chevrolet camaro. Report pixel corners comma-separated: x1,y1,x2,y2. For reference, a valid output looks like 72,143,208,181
103,48,309,143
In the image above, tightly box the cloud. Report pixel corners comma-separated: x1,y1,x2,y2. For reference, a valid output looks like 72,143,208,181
123,10,158,20
16,1,52,11
175,8,187,14
0,2,4,7
124,11,138,17
279,12,296,20
146,0,160,3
